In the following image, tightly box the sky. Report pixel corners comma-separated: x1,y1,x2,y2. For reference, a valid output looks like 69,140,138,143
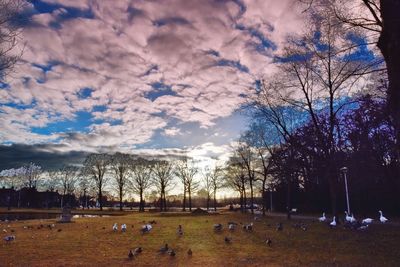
0,0,305,170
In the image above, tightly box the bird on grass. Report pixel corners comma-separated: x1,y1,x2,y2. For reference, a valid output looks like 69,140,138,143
214,223,223,231
177,225,183,236
276,223,283,231
357,225,369,231
121,224,127,232
141,224,152,234
224,236,231,243
330,216,337,228
349,214,357,223
228,223,235,231
4,235,15,242
128,250,134,260
158,244,169,254
168,249,176,257
345,212,353,223
379,211,388,223
319,212,327,222
133,247,142,256
187,249,193,256
265,238,272,247
362,218,373,225
113,223,118,232
243,223,253,231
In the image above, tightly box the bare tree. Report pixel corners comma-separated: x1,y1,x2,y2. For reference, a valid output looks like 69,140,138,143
224,159,247,213
204,164,223,212
175,159,188,211
130,158,153,212
0,167,25,210
110,153,131,211
21,162,42,189
83,153,111,211
235,138,258,214
202,169,214,210
77,173,93,209
244,122,277,216
303,0,400,156
175,158,199,211
0,0,26,80
151,160,174,212
58,165,80,208
252,12,377,217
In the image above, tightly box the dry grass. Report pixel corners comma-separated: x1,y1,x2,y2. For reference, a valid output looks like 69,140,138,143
1,211,399,266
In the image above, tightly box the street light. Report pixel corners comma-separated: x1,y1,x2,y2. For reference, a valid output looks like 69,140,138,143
340,167,351,214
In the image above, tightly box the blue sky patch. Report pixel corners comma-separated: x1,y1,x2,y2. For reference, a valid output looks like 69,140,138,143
145,82,177,101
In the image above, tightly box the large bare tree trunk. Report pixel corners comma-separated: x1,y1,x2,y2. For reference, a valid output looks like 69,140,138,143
213,190,217,211
119,185,123,211
188,187,192,211
182,185,187,211
139,189,144,212
378,0,400,157
249,178,254,214
286,179,291,220
98,189,103,211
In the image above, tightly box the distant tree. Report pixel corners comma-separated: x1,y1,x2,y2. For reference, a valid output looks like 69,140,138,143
21,162,42,189
0,0,26,80
204,165,223,211
201,169,214,210
83,153,111,211
110,153,131,211
175,159,188,211
130,158,153,212
225,159,247,212
244,122,277,215
152,160,174,211
235,138,258,214
77,173,93,209
58,165,80,208
175,158,199,211
0,167,25,210
43,171,59,192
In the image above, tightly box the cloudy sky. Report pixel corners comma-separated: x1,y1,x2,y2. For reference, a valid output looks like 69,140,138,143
0,0,305,170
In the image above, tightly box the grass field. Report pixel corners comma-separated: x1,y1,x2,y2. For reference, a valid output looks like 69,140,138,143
1,211,400,266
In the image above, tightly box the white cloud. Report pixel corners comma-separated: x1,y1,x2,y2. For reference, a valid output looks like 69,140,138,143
1,0,305,153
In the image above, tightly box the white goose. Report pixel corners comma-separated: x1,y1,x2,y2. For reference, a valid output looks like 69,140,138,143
362,218,373,224
349,214,357,223
318,212,327,222
379,211,388,223
330,216,337,227
112,223,118,231
345,211,352,223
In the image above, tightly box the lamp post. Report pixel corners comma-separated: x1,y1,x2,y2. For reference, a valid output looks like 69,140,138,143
340,167,350,214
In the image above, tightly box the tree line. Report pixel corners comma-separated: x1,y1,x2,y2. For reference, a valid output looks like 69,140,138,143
0,154,224,212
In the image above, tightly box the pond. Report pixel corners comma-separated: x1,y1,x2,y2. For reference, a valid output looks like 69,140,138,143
0,213,109,221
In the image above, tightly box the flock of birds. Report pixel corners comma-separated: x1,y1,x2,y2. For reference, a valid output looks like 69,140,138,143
123,222,190,260
213,220,273,247
318,210,389,230
1,209,393,262
2,222,64,244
